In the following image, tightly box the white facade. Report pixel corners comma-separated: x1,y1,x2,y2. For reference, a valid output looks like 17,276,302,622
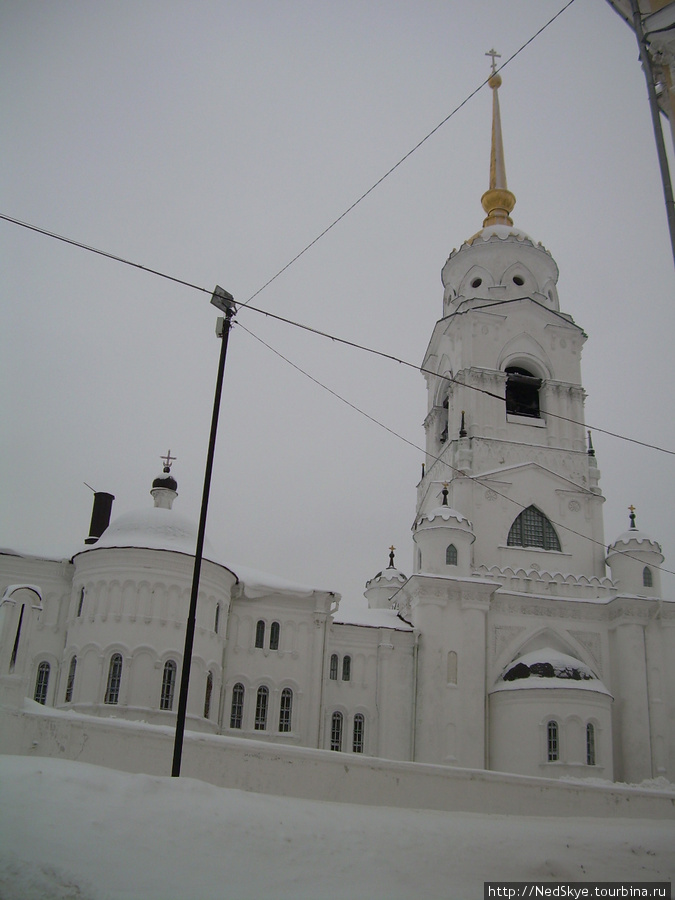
1,73,674,785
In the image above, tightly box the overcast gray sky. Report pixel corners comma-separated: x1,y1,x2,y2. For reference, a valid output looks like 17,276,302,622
2,0,674,609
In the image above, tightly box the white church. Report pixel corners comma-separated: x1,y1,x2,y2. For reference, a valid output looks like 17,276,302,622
1,68,673,787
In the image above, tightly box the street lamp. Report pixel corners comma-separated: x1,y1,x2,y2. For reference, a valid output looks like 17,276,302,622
171,285,236,777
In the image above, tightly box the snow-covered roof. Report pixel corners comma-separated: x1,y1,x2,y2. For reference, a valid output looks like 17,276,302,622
491,648,611,696
608,528,662,554
416,506,472,528
233,564,336,599
333,605,413,631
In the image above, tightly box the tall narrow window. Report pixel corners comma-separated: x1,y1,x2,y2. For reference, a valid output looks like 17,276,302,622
230,682,244,728
342,655,351,682
255,620,265,649
9,604,25,672
447,651,458,685
77,587,85,617
586,723,596,766
353,714,365,753
204,671,213,719
254,686,269,730
330,711,343,751
547,720,559,762
329,653,338,681
65,656,77,703
270,621,280,651
446,544,458,566
34,661,50,705
505,366,541,418
105,653,123,705
643,566,653,588
160,660,177,710
214,603,220,634
278,687,293,732
508,506,561,551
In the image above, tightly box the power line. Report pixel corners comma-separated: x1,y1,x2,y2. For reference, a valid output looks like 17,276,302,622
240,0,579,309
1,209,673,459
239,321,675,579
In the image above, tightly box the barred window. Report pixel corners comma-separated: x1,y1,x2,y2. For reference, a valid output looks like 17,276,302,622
508,506,561,551
255,620,265,649
643,566,653,588
204,671,213,719
254,686,269,730
586,723,596,766
105,654,123,705
353,714,365,753
329,653,338,681
160,660,177,711
547,720,559,762
330,711,343,751
342,655,351,682
270,621,280,651
34,661,50,705
65,656,77,703
230,682,244,728
278,687,293,732
446,543,458,566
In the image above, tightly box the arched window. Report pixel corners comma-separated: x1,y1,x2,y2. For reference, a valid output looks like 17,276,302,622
65,656,77,703
279,688,293,732
34,661,50,705
547,720,559,762
505,366,541,418
230,682,244,728
9,604,25,672
353,714,365,753
643,566,653,588
254,686,269,730
330,711,343,751
586,723,596,766
214,603,220,634
342,655,351,682
270,621,280,651
160,660,177,711
204,671,213,719
445,544,458,566
255,620,265,649
329,654,338,681
104,653,123,705
508,505,561,551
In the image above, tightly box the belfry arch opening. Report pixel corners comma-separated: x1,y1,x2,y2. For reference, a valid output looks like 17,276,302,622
505,365,542,419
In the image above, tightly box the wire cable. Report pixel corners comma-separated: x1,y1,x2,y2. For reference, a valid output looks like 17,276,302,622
239,0,579,309
238,320,675,578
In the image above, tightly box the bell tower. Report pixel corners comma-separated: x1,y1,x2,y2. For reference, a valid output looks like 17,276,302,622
415,61,606,581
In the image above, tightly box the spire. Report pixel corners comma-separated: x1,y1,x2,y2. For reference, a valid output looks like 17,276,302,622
628,504,637,531
481,50,516,228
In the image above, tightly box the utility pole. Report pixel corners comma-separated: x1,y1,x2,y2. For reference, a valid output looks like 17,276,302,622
171,286,236,778
628,0,675,269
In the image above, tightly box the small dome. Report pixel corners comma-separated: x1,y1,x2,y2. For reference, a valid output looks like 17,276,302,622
77,506,220,563
416,506,472,529
365,566,407,590
608,527,662,556
152,472,178,492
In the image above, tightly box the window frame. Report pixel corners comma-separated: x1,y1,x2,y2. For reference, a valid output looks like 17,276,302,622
445,543,458,566
160,659,177,711
34,660,50,705
255,620,265,649
204,670,214,719
230,682,245,729
278,687,293,733
65,655,77,703
643,566,653,588
329,653,338,681
330,711,343,751
353,713,365,753
547,719,559,762
254,685,269,731
508,505,561,552
270,621,280,651
104,653,123,705
342,655,351,682
586,722,596,766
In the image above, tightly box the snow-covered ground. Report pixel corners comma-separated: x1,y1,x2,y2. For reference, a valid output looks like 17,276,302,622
0,756,673,900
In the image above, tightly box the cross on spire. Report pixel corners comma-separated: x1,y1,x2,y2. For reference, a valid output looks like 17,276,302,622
628,504,637,529
161,450,176,472
388,545,396,569
485,48,501,76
